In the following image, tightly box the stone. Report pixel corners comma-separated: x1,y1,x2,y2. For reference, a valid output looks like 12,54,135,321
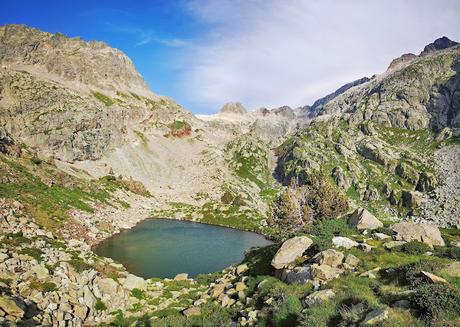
271,236,313,269
401,191,422,209
349,208,383,230
183,306,201,317
0,296,24,318
174,273,188,281
332,236,359,249
421,271,448,284
281,266,312,284
392,300,410,309
392,222,445,247
313,249,344,268
73,305,88,321
345,254,360,267
236,264,249,275
98,278,120,297
31,264,49,280
123,274,147,291
0,253,8,262
373,233,391,241
360,267,381,279
361,307,389,326
384,241,407,249
311,264,344,282
357,243,373,252
304,289,335,307
221,295,236,307
235,282,247,292
211,284,226,298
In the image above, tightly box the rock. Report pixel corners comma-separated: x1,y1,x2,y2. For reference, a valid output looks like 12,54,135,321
236,264,248,275
416,172,437,192
357,243,373,252
31,264,49,280
373,232,391,241
183,306,201,317
219,102,247,115
361,307,389,326
281,266,312,284
235,282,247,292
0,296,24,318
392,299,410,309
421,271,448,284
384,241,407,249
313,249,344,268
332,236,359,249
304,289,335,307
349,208,383,230
220,294,236,307
0,253,8,262
271,236,313,269
345,254,360,267
401,191,422,209
359,267,381,279
211,284,226,298
122,274,147,291
174,273,188,281
392,222,445,247
311,264,344,282
73,305,88,321
98,278,120,297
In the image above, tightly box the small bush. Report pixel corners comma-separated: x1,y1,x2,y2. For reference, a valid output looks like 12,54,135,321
270,291,303,327
306,218,355,251
29,280,57,293
68,258,92,273
393,241,431,255
130,288,144,300
412,283,460,321
434,246,460,260
396,260,445,287
19,248,43,262
95,298,107,311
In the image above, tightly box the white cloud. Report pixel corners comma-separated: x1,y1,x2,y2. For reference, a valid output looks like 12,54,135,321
176,0,460,114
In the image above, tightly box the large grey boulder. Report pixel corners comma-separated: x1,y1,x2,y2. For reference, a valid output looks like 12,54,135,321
280,266,312,284
123,274,147,291
349,208,383,230
332,236,359,249
271,236,313,269
313,249,344,268
392,222,445,247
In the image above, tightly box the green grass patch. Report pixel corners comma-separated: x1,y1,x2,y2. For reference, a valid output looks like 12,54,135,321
92,91,114,106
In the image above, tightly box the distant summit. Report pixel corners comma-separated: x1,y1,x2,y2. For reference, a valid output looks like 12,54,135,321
421,36,459,55
219,102,247,115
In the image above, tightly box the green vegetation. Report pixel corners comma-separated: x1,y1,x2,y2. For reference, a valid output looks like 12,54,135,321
19,247,43,262
29,280,57,293
391,241,432,255
134,130,148,145
92,91,114,106
95,298,107,311
305,218,354,251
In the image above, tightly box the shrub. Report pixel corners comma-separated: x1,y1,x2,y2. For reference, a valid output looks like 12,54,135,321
95,298,107,311
434,246,460,260
68,258,92,273
19,248,43,262
396,259,445,287
393,241,431,255
271,293,303,327
306,218,354,251
92,91,114,106
412,283,460,321
29,280,57,293
130,288,143,300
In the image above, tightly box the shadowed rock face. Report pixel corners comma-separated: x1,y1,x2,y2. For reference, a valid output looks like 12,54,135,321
421,36,459,56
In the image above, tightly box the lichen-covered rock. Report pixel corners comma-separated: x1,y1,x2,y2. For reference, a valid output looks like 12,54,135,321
271,236,313,269
313,249,344,268
304,289,335,307
349,208,383,230
392,222,445,246
122,274,147,291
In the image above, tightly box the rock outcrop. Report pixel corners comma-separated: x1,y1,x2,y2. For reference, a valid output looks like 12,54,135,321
271,236,313,269
392,222,445,247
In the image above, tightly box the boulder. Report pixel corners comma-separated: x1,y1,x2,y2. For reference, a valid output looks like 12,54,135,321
31,264,49,280
392,222,445,247
280,266,312,284
211,284,226,298
183,306,201,317
235,282,247,292
373,233,391,241
361,307,389,326
304,289,335,307
345,254,360,267
174,273,188,281
401,191,422,209
98,278,120,297
332,236,359,249
236,264,249,275
271,236,313,269
0,296,24,318
421,271,448,284
311,264,344,282
122,274,147,291
349,208,383,230
313,249,344,268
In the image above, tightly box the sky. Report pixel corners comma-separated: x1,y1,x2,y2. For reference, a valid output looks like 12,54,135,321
1,0,460,114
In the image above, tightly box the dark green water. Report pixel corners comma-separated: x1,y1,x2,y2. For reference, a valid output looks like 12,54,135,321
94,219,272,279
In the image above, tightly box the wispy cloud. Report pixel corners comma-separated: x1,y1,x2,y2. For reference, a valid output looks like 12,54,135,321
105,22,189,48
176,0,460,114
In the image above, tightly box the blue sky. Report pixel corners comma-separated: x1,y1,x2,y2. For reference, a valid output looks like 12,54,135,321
2,0,460,114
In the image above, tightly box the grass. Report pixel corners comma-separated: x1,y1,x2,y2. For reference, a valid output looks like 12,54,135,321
92,91,114,106
134,130,148,145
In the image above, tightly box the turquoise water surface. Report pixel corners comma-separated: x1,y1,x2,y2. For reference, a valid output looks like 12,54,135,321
94,219,272,278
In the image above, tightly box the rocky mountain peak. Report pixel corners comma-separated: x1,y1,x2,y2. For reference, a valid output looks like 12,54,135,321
421,36,459,56
0,24,153,97
219,102,247,115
